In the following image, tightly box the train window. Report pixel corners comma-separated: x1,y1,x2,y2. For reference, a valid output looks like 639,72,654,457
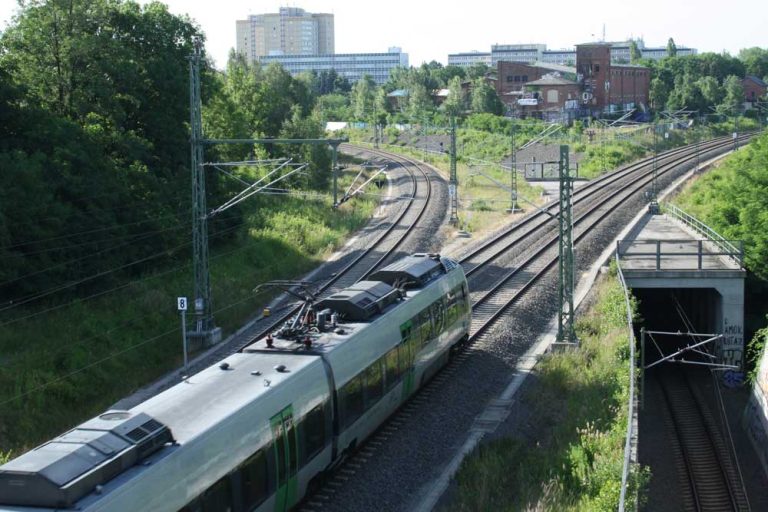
201,476,233,512
275,430,287,486
341,376,364,427
385,348,400,390
365,361,383,405
417,309,432,344
239,450,269,510
300,404,326,464
431,300,445,338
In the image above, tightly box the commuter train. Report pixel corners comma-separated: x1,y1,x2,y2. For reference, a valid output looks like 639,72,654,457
0,254,471,512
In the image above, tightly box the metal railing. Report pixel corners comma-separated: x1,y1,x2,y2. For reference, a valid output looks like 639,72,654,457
616,238,744,270
661,202,743,266
616,255,638,512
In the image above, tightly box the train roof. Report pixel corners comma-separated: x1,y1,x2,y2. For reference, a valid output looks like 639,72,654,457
138,351,320,443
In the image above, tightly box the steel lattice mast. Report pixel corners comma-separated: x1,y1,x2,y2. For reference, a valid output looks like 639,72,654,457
557,145,578,344
189,41,214,334
449,116,459,225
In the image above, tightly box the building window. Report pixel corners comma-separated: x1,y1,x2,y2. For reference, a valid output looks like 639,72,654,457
522,75,528,82
547,89,559,104
595,64,600,72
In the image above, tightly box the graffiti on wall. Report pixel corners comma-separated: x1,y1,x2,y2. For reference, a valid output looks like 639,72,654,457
718,317,744,368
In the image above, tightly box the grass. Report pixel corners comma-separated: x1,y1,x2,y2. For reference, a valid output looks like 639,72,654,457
443,268,649,511
0,193,378,456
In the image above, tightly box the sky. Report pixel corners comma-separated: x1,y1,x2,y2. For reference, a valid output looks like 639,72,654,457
0,0,765,69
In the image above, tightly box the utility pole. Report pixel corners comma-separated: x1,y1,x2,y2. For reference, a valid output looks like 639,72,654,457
331,147,339,206
449,116,459,225
188,40,216,341
508,119,521,213
557,145,578,345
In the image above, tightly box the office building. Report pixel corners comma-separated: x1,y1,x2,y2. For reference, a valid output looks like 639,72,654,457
236,7,334,63
447,52,492,68
259,48,409,85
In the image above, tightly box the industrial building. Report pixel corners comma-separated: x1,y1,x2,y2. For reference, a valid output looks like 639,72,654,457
258,48,409,85
236,7,334,63
494,43,651,121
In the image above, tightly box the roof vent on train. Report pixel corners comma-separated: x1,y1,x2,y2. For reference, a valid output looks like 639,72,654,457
315,280,401,322
0,411,173,509
367,253,445,289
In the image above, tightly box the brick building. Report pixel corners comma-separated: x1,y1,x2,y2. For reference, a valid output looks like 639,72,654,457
494,44,649,120
743,76,767,105
575,43,650,115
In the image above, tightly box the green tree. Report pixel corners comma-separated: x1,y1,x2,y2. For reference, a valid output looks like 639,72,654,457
720,74,745,113
667,37,678,58
351,74,375,120
442,76,465,117
738,47,768,80
467,63,490,80
649,77,670,110
408,83,432,121
696,76,724,106
629,40,642,63
470,77,503,115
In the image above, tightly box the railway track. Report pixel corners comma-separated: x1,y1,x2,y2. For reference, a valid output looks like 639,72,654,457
300,134,753,512
657,367,750,511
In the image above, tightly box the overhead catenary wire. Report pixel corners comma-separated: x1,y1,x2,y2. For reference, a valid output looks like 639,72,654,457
7,200,192,238
0,220,247,320
0,215,283,328
0,283,293,405
0,223,190,287
3,207,193,250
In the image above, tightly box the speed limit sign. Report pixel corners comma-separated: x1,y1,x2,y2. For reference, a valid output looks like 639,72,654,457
177,297,188,311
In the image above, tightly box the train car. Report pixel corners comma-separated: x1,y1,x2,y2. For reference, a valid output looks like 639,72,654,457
0,254,470,512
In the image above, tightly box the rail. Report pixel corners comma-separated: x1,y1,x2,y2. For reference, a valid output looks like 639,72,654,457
616,238,744,270
661,202,743,266
615,254,638,512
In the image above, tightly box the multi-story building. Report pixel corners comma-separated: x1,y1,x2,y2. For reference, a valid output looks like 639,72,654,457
258,48,409,85
490,44,547,65
638,46,697,60
447,52,492,68
576,43,650,114
453,40,696,67
236,7,334,63
541,50,577,66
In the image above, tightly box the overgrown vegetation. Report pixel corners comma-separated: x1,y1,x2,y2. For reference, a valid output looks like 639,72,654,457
673,131,768,280
445,269,648,511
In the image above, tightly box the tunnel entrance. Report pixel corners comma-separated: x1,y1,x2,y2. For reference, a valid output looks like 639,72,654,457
634,287,721,366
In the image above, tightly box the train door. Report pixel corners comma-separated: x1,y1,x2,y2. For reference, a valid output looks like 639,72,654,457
399,320,415,398
270,406,298,512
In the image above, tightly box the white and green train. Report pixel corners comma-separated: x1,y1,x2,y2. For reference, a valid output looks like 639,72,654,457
0,254,471,512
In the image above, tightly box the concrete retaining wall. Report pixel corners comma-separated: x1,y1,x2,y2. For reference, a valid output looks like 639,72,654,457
744,336,768,477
